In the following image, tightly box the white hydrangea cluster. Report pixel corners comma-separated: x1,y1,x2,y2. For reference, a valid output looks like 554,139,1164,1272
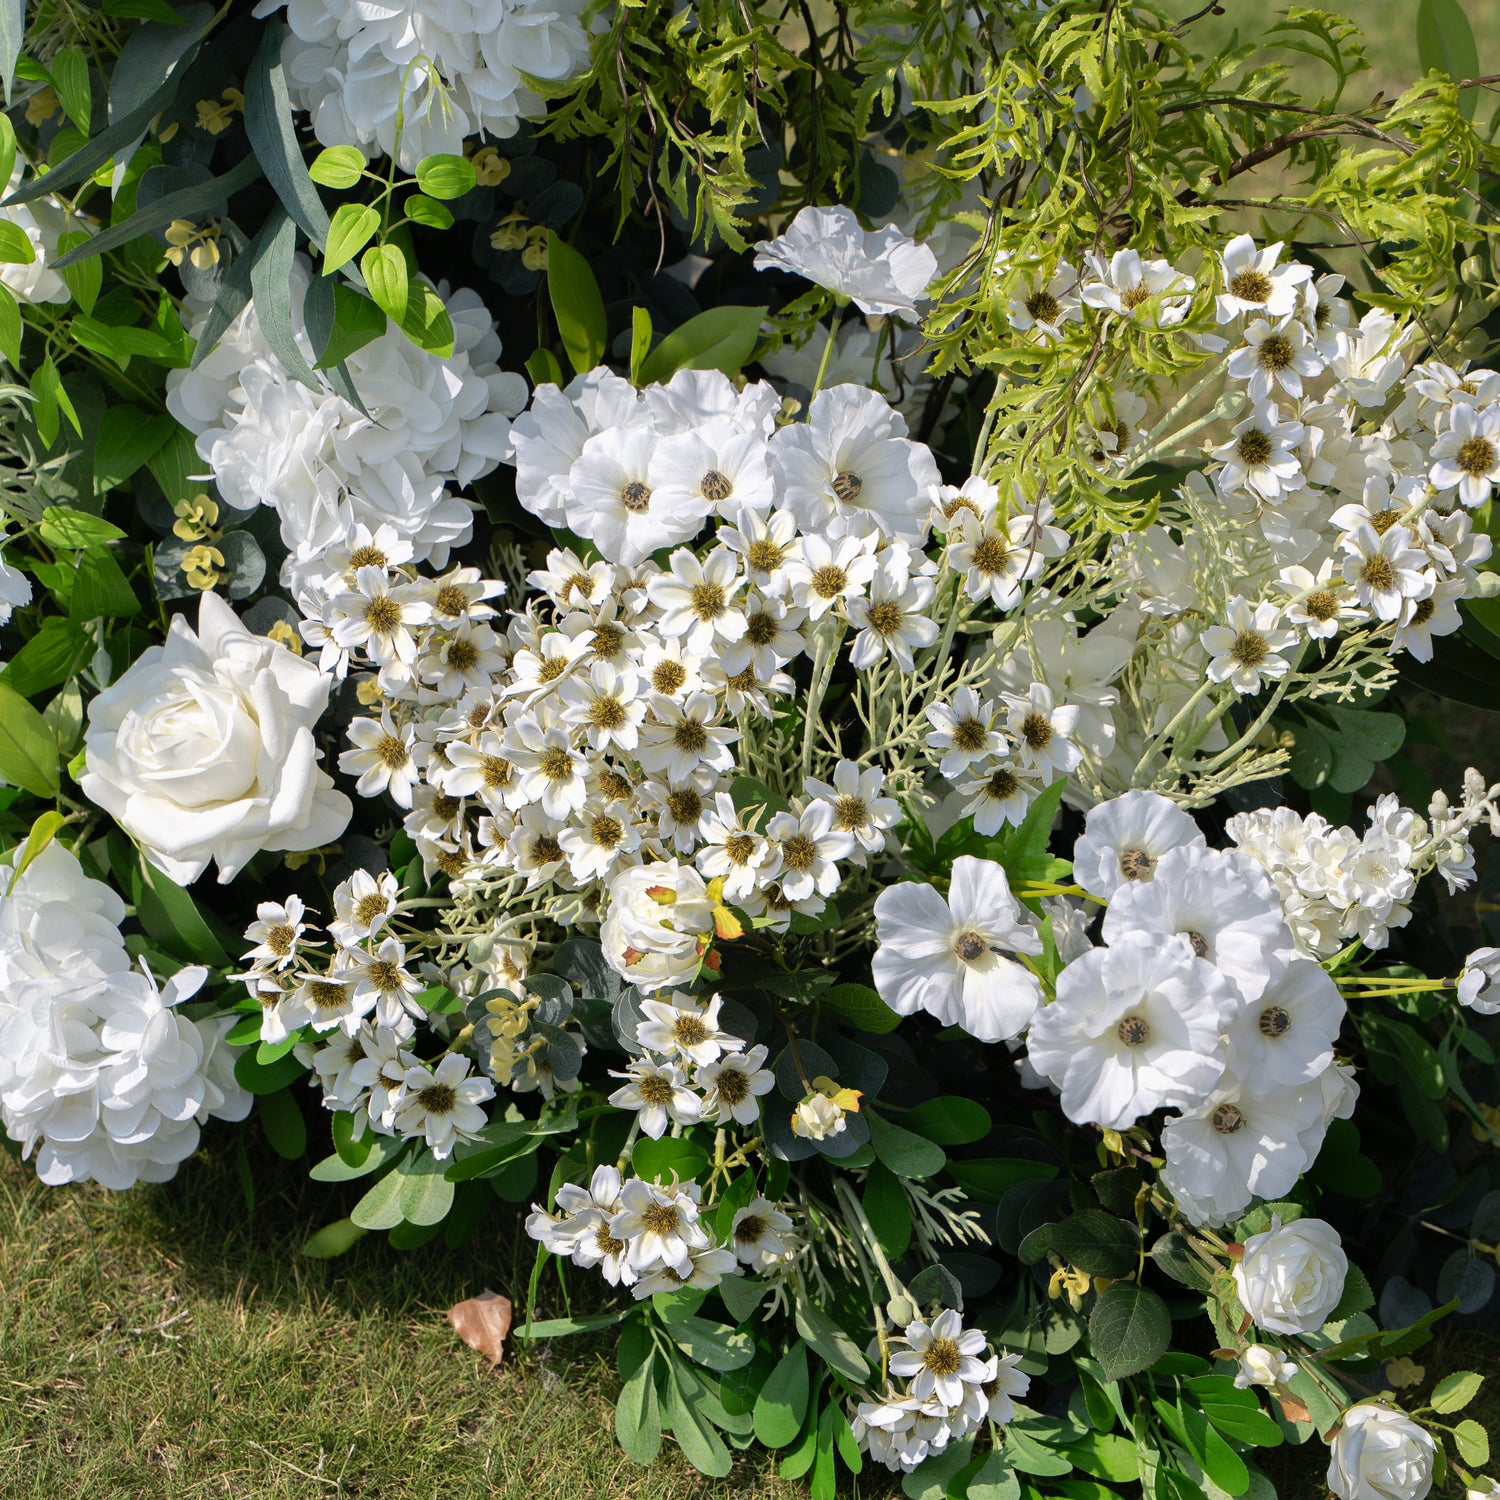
252,0,595,169
0,844,250,1188
1226,790,1478,955
526,1163,771,1300
165,258,526,594
852,1310,1030,1473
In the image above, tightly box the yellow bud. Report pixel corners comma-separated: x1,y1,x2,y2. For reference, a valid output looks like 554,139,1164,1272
266,619,302,655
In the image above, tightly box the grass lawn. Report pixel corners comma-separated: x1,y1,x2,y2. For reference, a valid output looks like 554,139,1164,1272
0,1135,817,1499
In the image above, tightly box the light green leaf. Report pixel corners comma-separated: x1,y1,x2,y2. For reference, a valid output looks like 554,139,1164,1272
639,305,767,385
1418,0,1481,118
0,219,36,266
38,507,128,548
403,193,454,230
324,203,381,276
309,146,367,190
414,154,476,200
0,682,60,798
5,810,66,892
397,1148,455,1226
302,1217,368,1259
51,48,92,134
1432,1370,1484,1414
545,231,606,377
56,231,101,315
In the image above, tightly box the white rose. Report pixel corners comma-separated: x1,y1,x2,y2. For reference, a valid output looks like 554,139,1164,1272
1234,1343,1297,1390
600,861,714,992
1328,1404,1435,1500
792,1093,846,1141
80,591,351,884
1233,1214,1348,1335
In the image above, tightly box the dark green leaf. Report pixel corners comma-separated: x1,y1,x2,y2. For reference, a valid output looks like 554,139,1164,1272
794,1300,868,1382
57,231,101,314
248,206,319,389
630,1134,708,1184
902,1096,991,1145
257,1087,307,1160
0,0,21,104
1049,1211,1140,1279
867,1110,946,1179
312,285,386,370
616,1352,662,1464
753,1344,809,1447
1418,0,1481,118
663,1364,732,1477
244,18,331,245
91,407,176,494
819,982,902,1034
397,1148,455,1226
1089,1283,1171,1381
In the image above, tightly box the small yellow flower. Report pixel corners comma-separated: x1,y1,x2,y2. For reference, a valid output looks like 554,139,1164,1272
521,227,550,271
163,219,221,269
25,86,58,127
489,212,530,252
354,675,387,707
809,1075,862,1114
1473,1102,1500,1142
181,543,225,591
469,146,510,187
1385,1356,1425,1389
1046,1255,1093,1312
171,493,221,542
266,619,302,655
196,89,244,134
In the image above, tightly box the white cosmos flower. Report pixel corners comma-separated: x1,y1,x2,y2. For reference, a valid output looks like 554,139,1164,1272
727,1194,794,1263
1002,683,1082,778
1227,316,1323,402
1211,403,1306,500
872,857,1044,1043
766,802,854,901
771,385,939,546
1200,597,1297,695
1025,931,1233,1130
1160,1073,1324,1226
889,1310,988,1409
753,205,937,319
392,1053,494,1159
699,1047,776,1129
1073,789,1207,899
647,419,776,526
1225,956,1345,1090
1430,402,1500,508
1215,235,1311,323
565,426,705,565
1102,844,1294,1001
607,1059,701,1138
1338,523,1433,622
646,547,748,654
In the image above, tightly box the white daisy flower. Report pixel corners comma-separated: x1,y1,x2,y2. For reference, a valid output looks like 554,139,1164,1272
329,869,400,949
340,711,420,808
505,715,591,819
1215,235,1311,323
631,1241,740,1298
557,805,642,884
1210,403,1307,500
636,691,740,784
696,793,781,900
329,565,433,670
845,551,938,672
1200,597,1297,695
1002,683,1082,779
871,856,1044,1043
242,897,310,971
607,1060,702,1139
803,759,900,862
341,937,427,1030
1278,561,1364,640
785,530,880,620
719,591,808,679
889,1310,989,1409
727,1193,793,1263
645,546,748,655
1227,316,1324,403
635,992,731,1067
699,1047,776,1129
558,661,648,754
765,801,855,901
392,1053,495,1160
925,687,1007,780
610,1176,709,1272
955,759,1043,835
1338,523,1433,623
1429,401,1500,507
1392,579,1463,663
1080,248,1194,325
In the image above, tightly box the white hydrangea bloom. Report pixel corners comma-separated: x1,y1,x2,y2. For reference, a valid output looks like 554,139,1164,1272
252,0,595,170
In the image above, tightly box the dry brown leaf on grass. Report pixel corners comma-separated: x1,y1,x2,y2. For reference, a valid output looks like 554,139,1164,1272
448,1289,513,1367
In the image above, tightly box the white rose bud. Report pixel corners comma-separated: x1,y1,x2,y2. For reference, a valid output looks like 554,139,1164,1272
1234,1343,1297,1390
1232,1215,1348,1335
1327,1404,1435,1500
80,592,351,884
599,860,714,993
791,1093,846,1141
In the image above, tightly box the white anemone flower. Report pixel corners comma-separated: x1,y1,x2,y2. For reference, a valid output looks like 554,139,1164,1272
391,1054,494,1159
752,205,937,319
566,426,705,564
635,992,731,1067
1160,1073,1324,1226
1006,261,1083,341
1102,844,1295,1001
610,1176,710,1273
647,420,775,524
1225,956,1345,1090
727,1194,794,1263
871,857,1044,1043
1072,789,1207,899
1025,930,1233,1130
699,1047,777,1129
1200,597,1297,695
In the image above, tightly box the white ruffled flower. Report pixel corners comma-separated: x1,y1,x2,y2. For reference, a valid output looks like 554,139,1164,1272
1025,930,1233,1130
1458,947,1500,1015
252,0,594,170
600,860,714,992
80,591,351,885
0,160,73,307
1233,1215,1348,1336
872,857,1044,1042
753,205,937,319
1072,789,1207,900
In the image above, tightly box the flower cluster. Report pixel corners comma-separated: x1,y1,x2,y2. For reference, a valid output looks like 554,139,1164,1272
166,259,526,595
0,845,249,1188
852,1310,1030,1472
252,0,595,169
